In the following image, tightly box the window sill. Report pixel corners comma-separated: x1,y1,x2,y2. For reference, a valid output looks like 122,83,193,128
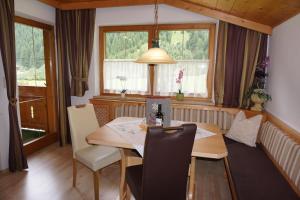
92,95,215,106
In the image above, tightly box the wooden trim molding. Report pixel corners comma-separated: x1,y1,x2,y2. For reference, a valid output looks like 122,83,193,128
266,112,300,143
15,16,53,30
38,0,272,34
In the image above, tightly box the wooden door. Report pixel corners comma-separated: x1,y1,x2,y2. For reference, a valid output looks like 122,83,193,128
15,16,58,155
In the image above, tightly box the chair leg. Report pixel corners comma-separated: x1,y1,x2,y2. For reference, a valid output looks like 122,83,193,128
120,149,127,200
73,159,77,187
188,157,196,200
126,184,131,200
93,170,100,200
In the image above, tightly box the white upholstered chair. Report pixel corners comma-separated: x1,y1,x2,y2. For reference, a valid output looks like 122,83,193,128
67,104,121,200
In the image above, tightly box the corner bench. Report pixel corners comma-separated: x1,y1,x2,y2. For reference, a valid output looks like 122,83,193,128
90,97,300,199
224,121,300,200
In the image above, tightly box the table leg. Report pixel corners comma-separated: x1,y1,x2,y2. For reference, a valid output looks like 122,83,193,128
188,157,196,200
119,149,127,200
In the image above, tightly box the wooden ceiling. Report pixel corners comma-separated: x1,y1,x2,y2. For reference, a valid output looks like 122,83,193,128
39,0,300,34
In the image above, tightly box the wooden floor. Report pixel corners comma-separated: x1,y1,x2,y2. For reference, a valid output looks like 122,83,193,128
0,143,231,200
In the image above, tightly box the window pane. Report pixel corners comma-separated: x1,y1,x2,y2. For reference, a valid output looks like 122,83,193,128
15,23,46,87
155,29,210,97
154,61,209,97
159,30,209,60
104,31,149,94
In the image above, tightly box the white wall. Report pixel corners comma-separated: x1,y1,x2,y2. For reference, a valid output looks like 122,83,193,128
0,0,55,170
266,13,300,132
71,4,217,105
15,0,55,25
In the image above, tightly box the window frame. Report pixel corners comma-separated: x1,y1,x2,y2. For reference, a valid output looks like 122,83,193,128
99,23,215,102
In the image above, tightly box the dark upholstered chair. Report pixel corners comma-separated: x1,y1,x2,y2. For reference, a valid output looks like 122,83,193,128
126,124,197,200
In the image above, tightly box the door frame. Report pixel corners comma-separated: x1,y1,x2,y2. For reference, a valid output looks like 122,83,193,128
15,16,58,155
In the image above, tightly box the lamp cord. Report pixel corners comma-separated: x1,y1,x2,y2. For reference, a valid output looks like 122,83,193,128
154,0,159,42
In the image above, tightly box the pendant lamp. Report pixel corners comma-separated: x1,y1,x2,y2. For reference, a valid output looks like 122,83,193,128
135,1,176,64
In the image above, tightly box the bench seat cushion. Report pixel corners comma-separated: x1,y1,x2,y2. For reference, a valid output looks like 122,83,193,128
224,137,299,200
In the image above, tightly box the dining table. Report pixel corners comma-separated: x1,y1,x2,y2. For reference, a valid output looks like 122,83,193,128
86,117,228,200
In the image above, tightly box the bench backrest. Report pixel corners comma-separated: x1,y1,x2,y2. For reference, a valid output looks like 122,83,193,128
113,103,265,132
259,121,300,196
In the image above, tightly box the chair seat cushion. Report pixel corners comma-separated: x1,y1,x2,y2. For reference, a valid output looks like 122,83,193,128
75,145,120,171
225,137,299,200
126,165,143,199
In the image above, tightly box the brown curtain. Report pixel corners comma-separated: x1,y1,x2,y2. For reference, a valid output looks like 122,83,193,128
214,21,228,105
257,34,268,66
56,8,95,145
56,9,95,97
223,24,247,107
214,21,268,108
0,0,28,171
239,30,262,108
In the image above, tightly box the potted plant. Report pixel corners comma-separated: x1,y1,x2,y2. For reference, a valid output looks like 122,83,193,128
176,69,184,101
116,76,127,98
245,57,272,111
249,88,272,111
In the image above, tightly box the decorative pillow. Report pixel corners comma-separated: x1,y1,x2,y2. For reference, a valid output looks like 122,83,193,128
226,111,262,147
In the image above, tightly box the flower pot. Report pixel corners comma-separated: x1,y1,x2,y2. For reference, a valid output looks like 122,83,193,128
121,93,126,98
176,93,184,101
250,94,265,111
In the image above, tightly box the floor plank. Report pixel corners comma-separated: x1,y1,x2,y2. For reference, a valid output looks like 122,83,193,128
0,143,231,200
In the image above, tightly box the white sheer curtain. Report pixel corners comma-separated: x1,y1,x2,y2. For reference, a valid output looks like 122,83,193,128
103,59,149,94
154,60,209,97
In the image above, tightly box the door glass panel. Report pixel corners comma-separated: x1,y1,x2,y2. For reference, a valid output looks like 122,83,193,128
15,23,46,87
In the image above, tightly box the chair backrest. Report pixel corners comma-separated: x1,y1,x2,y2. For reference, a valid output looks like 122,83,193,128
67,104,99,156
141,124,197,200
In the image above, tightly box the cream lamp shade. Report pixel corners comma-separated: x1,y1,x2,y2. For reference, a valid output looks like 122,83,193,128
135,1,176,65
135,47,176,64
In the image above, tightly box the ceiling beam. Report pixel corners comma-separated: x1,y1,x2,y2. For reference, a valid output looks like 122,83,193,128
164,0,272,34
38,0,272,34
40,0,164,10
39,0,61,8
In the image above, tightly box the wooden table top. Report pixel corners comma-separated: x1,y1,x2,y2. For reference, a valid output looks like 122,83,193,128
86,117,228,159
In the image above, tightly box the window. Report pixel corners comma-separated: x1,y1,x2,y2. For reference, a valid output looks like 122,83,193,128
15,23,46,87
102,30,150,94
100,24,215,100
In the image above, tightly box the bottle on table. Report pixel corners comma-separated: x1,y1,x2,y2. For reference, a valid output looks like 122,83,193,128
155,104,164,126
